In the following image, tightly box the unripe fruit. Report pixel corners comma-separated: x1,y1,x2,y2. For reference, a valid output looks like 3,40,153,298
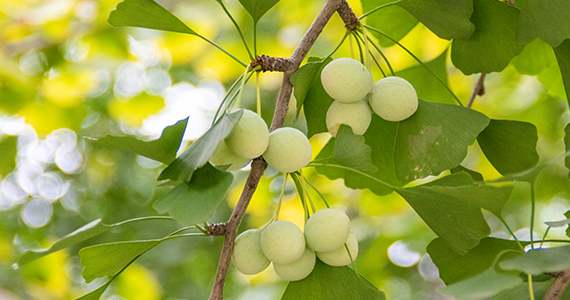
225,109,269,159
304,208,351,252
317,232,358,267
232,229,270,275
210,140,250,171
368,76,418,122
326,100,372,137
273,247,316,281
262,127,312,173
321,58,373,103
260,220,305,264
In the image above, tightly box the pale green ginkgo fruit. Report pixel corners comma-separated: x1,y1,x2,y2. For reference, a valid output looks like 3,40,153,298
368,76,418,122
317,232,358,267
225,108,269,159
209,140,250,171
320,57,373,103
232,229,270,275
262,127,312,174
326,100,372,137
260,220,306,264
273,247,316,281
304,208,351,252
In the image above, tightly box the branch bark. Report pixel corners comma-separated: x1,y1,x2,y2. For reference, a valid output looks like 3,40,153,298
467,73,486,108
207,1,355,299
544,268,570,300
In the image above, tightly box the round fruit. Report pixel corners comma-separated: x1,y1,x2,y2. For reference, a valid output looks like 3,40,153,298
260,220,305,264
232,229,270,275
368,76,418,122
317,232,358,266
262,127,312,173
210,140,251,171
225,109,269,159
304,208,351,252
326,100,372,137
320,57,373,103
274,247,316,281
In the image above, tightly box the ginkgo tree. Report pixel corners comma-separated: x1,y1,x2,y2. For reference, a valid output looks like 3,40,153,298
8,0,570,299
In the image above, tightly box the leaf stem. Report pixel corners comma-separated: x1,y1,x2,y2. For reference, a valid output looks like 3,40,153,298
528,274,536,300
499,217,525,251
352,31,386,77
539,226,551,249
200,36,248,67
303,177,330,208
274,174,288,220
253,22,258,58
358,1,401,20
112,216,174,227
217,1,254,61
530,181,536,250
324,30,350,62
359,31,394,76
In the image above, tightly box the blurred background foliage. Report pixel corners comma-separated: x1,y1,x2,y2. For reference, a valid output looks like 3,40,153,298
0,0,569,299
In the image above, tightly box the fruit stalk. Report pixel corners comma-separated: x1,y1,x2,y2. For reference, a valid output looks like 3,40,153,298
207,0,358,299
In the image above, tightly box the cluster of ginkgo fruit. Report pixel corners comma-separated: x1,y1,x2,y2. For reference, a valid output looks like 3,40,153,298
232,208,358,281
323,57,419,137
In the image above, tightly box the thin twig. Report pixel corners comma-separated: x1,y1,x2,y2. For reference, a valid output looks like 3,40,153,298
207,1,355,299
544,268,570,300
467,73,486,108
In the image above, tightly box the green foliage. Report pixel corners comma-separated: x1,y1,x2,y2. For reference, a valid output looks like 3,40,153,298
437,268,522,300
451,0,523,75
91,118,187,165
281,259,386,300
159,110,242,182
566,123,570,178
73,282,112,300
0,135,17,176
516,0,570,47
477,119,539,175
499,245,570,275
394,99,490,184
291,57,331,120
554,39,570,105
332,125,377,174
239,0,280,23
450,165,484,182
108,0,198,35
397,0,474,40
494,280,570,300
511,39,557,75
154,163,233,225
361,0,418,47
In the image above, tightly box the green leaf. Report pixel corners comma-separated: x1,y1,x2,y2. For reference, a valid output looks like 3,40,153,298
451,0,523,75
108,0,197,35
511,39,557,76
394,99,490,184
361,0,418,47
281,259,386,300
91,118,187,165
315,115,400,196
438,268,522,300
451,165,484,182
0,135,17,176
153,163,233,225
302,58,335,138
397,0,474,40
80,240,161,283
516,0,570,47
239,0,279,23
291,57,329,119
493,279,570,300
477,119,539,175
499,245,570,275
566,123,570,179
158,110,242,182
427,237,525,285
17,219,111,267
554,39,570,106
73,281,112,300
332,125,377,173
397,49,456,105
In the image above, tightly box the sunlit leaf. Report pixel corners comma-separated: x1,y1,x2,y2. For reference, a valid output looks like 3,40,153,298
0,135,17,176
80,240,161,283
438,268,522,300
108,0,197,35
554,39,570,107
499,245,570,275
511,39,557,76
394,99,490,184
427,237,525,285
451,0,523,75
451,165,484,182
332,125,377,173
239,0,279,23
493,279,570,300
153,163,233,225
158,110,242,182
73,281,112,300
301,58,334,138
566,123,570,178
361,0,418,47
17,219,111,266
516,0,570,47
291,57,329,119
397,0,474,40
91,118,188,165
477,120,539,175
281,259,386,300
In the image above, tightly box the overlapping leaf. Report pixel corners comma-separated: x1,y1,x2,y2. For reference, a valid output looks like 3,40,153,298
332,125,377,173
437,268,522,300
554,39,570,107
451,0,523,75
493,280,570,300
297,58,334,138
281,259,386,300
566,123,570,178
239,0,279,23
154,163,233,225
360,0,418,47
108,0,197,35
397,0,474,40
511,39,557,76
477,119,539,175
291,57,331,120
91,118,187,164
500,245,570,275
516,0,570,47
